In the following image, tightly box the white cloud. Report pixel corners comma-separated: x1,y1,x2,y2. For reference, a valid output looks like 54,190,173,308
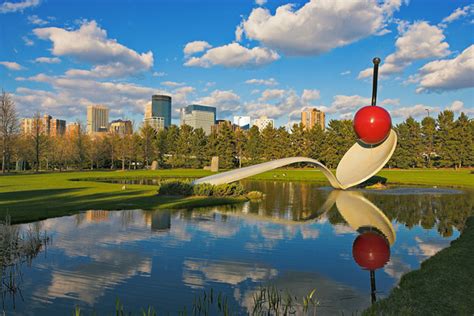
244,89,323,119
301,89,320,102
0,61,24,70
391,104,439,118
152,71,166,77
441,4,474,24
415,45,474,93
340,70,351,76
331,94,370,113
161,81,185,87
35,57,61,64
22,36,34,46
183,41,212,56
358,21,450,79
259,89,286,102
27,14,48,25
184,42,279,68
245,78,278,86
13,74,168,118
238,0,404,56
446,100,474,114
196,90,241,115
0,0,40,13
171,86,196,116
255,0,267,6
33,20,153,78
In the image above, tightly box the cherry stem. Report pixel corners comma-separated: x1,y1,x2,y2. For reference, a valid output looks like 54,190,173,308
371,57,380,106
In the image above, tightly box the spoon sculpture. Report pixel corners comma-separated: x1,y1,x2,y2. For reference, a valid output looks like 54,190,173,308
194,58,397,190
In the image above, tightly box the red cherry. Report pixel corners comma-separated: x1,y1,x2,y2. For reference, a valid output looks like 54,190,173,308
353,106,392,145
352,232,390,271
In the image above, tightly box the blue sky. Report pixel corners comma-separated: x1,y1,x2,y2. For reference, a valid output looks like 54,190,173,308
0,0,473,127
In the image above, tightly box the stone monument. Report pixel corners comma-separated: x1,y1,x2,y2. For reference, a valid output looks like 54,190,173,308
210,156,219,172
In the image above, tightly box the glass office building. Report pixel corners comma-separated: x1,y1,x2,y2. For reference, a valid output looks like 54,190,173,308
150,95,172,127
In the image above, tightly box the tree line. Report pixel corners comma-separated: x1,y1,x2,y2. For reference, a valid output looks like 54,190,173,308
0,91,473,173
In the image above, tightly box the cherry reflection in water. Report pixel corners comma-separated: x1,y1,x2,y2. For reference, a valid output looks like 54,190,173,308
331,190,394,304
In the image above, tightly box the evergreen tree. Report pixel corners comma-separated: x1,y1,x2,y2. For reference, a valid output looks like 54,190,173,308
191,128,208,168
421,116,436,167
436,110,458,168
216,123,236,169
306,126,325,161
234,128,247,168
275,127,291,159
322,120,355,168
261,125,278,160
454,112,473,168
245,126,262,163
165,125,179,168
391,117,423,168
290,123,307,157
175,124,193,167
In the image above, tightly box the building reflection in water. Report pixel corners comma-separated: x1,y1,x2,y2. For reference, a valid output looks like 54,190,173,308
143,210,171,232
85,210,111,222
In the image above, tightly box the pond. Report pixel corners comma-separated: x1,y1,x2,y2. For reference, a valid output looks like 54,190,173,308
1,181,472,315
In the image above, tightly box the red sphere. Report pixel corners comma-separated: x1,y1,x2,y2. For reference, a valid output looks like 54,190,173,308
352,232,390,271
353,106,392,145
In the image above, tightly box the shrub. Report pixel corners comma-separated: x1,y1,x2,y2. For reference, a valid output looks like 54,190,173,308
247,191,264,200
157,180,246,197
156,180,193,196
213,183,245,197
193,183,214,196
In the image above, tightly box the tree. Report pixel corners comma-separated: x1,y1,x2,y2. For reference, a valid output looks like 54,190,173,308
234,128,247,168
421,116,436,167
0,91,18,173
436,110,458,168
175,124,193,167
323,120,356,168
391,117,423,168
165,125,179,168
191,128,208,168
290,123,307,157
306,126,325,161
261,125,278,160
140,124,156,167
216,123,237,169
31,112,46,172
454,112,473,168
245,126,262,163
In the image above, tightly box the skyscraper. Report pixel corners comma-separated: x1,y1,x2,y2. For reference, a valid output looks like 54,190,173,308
301,108,325,130
50,119,66,137
87,105,109,134
180,104,216,135
146,95,172,128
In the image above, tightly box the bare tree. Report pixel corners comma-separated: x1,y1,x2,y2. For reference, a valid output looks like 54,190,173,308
0,91,18,173
32,112,45,172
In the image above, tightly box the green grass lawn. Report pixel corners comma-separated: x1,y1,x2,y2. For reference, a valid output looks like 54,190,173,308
364,216,474,315
0,168,472,223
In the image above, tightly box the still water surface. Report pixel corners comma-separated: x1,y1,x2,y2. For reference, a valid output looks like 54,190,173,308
1,181,472,315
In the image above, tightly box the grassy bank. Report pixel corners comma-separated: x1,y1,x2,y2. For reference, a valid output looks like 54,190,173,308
249,168,474,189
364,216,474,315
0,168,472,223
0,170,240,223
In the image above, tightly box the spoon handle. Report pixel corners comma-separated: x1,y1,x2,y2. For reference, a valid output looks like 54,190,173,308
371,57,381,106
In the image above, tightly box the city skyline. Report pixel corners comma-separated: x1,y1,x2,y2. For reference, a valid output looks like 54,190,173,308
0,0,472,128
